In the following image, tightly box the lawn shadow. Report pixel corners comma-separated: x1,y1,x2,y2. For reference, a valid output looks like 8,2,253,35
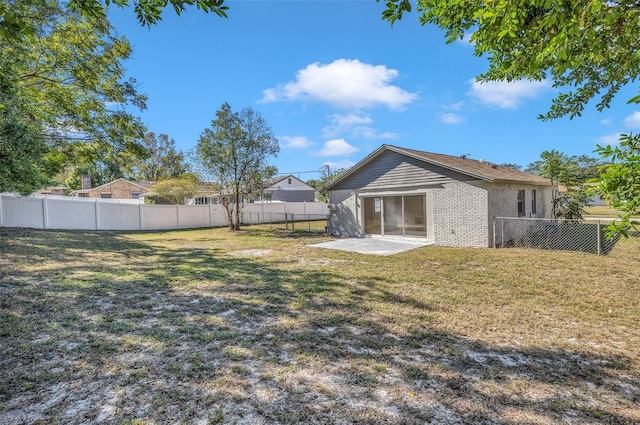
0,229,638,424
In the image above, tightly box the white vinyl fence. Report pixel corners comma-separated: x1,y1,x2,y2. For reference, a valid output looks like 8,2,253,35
0,194,329,231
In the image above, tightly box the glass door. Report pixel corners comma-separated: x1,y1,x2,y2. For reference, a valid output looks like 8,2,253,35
363,197,382,234
363,194,427,238
403,195,426,237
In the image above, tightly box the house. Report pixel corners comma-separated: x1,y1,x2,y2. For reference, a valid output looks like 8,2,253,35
322,145,553,248
69,177,152,200
37,186,68,196
193,175,318,204
261,175,317,202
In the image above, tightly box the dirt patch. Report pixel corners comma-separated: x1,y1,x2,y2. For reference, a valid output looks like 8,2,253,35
0,228,639,424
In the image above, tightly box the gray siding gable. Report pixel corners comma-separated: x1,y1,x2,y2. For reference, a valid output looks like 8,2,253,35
332,150,477,191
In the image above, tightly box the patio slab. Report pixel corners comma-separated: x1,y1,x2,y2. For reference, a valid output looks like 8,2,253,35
308,237,431,256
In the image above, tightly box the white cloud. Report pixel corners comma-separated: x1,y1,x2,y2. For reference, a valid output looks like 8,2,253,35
262,59,417,109
441,113,466,124
279,135,314,149
442,101,464,111
315,139,359,157
322,113,398,139
323,160,356,170
467,79,549,109
598,133,623,146
623,111,640,128
600,118,612,125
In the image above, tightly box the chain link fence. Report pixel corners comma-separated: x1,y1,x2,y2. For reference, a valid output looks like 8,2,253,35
241,212,328,232
493,217,623,255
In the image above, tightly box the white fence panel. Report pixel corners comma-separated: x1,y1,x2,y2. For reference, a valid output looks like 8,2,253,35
47,198,96,229
98,203,141,230
0,194,326,231
142,205,178,230
1,197,45,228
177,205,210,228
210,206,228,227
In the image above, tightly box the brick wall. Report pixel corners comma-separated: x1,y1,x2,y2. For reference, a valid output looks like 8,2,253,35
432,181,490,247
84,180,145,199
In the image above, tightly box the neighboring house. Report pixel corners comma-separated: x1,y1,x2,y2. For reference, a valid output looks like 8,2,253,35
37,186,67,196
323,144,553,248
261,175,317,202
192,175,318,204
69,178,152,200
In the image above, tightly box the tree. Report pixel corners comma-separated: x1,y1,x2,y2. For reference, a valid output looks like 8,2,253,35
307,167,346,202
526,150,591,219
132,132,190,182
149,173,200,205
381,0,640,231
593,134,640,236
381,0,640,120
0,0,147,194
499,163,523,171
1,0,228,41
0,70,58,193
195,103,279,230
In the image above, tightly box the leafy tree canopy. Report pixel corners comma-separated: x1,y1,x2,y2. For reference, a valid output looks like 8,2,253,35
594,134,640,235
381,0,640,120
132,132,190,182
0,0,147,194
1,0,228,41
195,103,279,230
149,173,200,205
526,150,600,219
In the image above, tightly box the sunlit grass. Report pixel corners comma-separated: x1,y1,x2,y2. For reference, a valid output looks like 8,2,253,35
0,226,638,423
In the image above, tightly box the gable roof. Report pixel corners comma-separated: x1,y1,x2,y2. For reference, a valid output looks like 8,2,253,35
323,144,551,191
70,178,153,194
265,175,316,190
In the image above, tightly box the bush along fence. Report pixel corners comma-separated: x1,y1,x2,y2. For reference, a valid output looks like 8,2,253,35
493,217,620,255
0,193,329,231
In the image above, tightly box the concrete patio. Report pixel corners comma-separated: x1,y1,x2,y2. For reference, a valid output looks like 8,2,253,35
308,237,431,256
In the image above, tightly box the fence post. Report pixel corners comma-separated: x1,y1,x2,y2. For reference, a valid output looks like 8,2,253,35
597,219,602,256
291,213,295,231
501,218,505,248
0,194,3,227
95,199,100,230
176,204,180,229
138,202,143,230
42,197,48,229
493,219,496,249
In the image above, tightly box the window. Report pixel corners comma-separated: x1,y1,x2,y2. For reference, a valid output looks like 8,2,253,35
531,190,537,214
131,191,141,199
288,178,292,185
517,190,525,216
100,192,112,199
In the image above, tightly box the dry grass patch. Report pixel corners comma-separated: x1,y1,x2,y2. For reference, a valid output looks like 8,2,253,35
0,226,639,424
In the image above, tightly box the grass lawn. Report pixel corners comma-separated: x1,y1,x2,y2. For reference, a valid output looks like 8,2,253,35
1,226,639,424
584,205,640,219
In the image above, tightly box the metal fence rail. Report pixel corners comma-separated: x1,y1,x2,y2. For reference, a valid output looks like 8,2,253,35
493,217,620,255
241,212,328,232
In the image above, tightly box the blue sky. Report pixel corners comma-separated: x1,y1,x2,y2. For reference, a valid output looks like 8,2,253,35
110,1,640,181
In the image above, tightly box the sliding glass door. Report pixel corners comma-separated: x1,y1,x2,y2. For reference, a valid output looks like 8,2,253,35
363,194,426,238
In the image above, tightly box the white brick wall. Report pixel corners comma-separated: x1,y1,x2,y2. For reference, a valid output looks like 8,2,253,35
326,181,553,248
432,181,490,247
